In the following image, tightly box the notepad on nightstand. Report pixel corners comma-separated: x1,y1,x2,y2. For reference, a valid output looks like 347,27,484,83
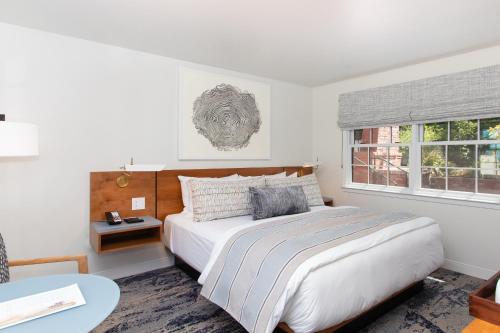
0,284,86,330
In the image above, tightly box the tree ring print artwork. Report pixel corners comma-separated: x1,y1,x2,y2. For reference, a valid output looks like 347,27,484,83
192,83,261,151
179,67,270,160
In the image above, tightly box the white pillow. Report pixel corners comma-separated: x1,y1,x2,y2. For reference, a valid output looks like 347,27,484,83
178,174,238,212
287,172,298,177
265,173,324,206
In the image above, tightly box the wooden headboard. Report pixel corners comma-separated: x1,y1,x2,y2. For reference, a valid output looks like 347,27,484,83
90,171,156,221
155,166,312,221
90,166,312,222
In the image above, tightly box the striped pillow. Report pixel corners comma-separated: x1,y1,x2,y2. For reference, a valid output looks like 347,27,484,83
178,174,238,212
265,174,324,206
190,177,266,222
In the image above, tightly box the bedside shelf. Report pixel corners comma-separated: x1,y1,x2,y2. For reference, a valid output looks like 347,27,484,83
90,216,162,254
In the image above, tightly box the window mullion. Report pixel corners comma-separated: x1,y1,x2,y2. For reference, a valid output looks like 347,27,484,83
476,118,480,194
409,124,420,192
445,145,448,191
386,147,390,186
367,160,371,184
475,143,479,193
343,131,351,187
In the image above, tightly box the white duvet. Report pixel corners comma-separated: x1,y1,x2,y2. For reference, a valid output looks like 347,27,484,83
167,207,444,333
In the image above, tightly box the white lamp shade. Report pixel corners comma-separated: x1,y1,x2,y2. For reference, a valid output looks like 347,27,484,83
125,164,165,171
0,122,39,157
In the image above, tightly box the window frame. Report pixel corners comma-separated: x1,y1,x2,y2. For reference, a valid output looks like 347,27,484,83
348,127,412,188
343,121,500,206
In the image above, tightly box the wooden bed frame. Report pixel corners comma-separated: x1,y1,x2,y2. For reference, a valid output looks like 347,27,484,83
174,255,423,333
275,281,423,333
91,166,424,332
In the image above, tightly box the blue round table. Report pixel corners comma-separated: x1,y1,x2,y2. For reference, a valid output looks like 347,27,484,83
0,274,120,333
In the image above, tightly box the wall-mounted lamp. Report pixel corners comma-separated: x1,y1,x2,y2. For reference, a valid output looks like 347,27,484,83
303,157,320,172
116,157,165,188
0,114,39,157
124,158,165,172
116,172,131,188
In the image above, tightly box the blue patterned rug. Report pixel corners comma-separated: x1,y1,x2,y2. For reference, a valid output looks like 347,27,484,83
93,267,482,333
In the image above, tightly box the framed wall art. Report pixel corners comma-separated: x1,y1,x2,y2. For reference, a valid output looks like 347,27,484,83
178,67,271,160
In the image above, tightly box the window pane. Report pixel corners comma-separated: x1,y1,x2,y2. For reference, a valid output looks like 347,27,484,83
371,127,392,144
389,146,409,168
421,167,445,190
448,169,475,192
450,119,477,141
447,145,475,168
423,122,448,142
369,166,387,185
352,147,368,165
478,144,500,170
369,147,387,166
480,117,500,140
391,125,412,144
389,166,409,187
352,166,368,184
353,129,370,144
422,146,445,167
478,170,500,195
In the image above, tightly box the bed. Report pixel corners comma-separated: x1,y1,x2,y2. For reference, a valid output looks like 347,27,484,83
157,167,444,333
164,208,443,333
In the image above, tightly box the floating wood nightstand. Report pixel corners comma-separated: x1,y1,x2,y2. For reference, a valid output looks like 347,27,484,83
90,217,162,254
89,171,160,254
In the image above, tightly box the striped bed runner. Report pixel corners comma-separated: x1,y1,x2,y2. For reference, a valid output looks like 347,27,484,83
200,207,417,333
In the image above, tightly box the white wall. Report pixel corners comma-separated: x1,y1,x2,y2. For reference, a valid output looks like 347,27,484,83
313,46,500,279
3,20,498,282
0,23,313,280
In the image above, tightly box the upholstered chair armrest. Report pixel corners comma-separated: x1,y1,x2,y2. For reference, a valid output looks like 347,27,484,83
8,255,88,274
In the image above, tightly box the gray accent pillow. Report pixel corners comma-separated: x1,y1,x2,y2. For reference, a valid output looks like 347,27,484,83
249,186,310,220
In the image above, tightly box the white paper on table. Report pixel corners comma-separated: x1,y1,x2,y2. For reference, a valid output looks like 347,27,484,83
0,283,86,330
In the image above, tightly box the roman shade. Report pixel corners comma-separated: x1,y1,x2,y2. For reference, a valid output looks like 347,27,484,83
338,64,500,129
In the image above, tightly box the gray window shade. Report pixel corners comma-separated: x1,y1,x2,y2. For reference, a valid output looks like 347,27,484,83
338,64,500,129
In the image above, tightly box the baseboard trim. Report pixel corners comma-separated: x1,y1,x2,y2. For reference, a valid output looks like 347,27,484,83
443,258,496,280
93,256,174,280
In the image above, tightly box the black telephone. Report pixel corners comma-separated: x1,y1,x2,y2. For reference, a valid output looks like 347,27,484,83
105,211,123,225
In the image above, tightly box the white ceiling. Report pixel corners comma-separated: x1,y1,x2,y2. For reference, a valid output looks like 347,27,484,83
1,0,500,86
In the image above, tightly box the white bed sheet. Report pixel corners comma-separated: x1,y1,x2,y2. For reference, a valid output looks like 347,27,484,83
165,207,444,333
163,206,330,272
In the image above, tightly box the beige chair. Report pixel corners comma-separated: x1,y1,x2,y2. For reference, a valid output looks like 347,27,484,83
0,233,88,283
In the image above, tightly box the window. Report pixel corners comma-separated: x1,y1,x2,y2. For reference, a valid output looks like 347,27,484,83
345,117,500,201
350,126,411,188
421,118,500,195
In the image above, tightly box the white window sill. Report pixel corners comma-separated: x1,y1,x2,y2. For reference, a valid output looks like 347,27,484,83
342,184,500,210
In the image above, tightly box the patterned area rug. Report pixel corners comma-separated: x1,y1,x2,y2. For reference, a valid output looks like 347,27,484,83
93,267,483,333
